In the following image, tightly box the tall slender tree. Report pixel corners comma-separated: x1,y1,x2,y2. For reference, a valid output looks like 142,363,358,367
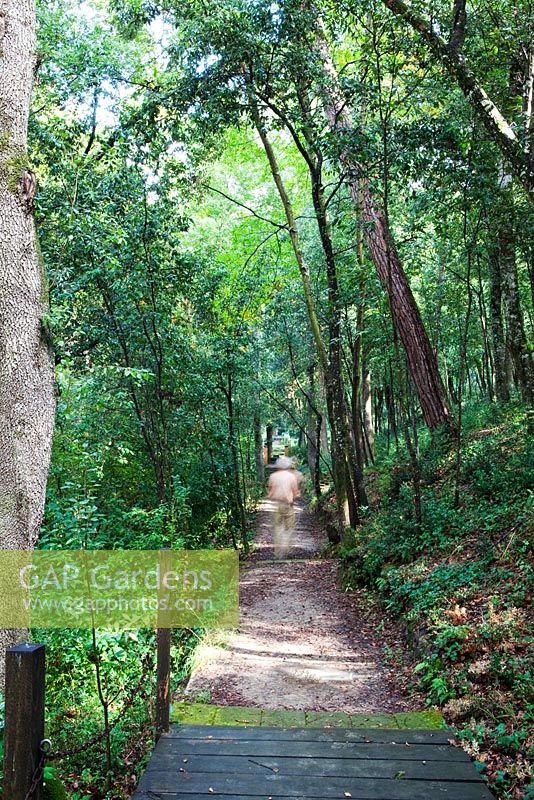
312,24,456,434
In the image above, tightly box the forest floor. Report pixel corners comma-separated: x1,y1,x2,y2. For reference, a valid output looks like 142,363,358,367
180,499,417,715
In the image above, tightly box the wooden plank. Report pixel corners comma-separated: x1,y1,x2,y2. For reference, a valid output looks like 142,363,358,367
144,753,480,781
136,771,494,799
153,738,469,761
166,725,453,745
4,643,46,800
134,723,487,800
135,793,491,800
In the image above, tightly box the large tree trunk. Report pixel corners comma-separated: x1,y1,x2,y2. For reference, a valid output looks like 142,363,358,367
0,0,56,680
314,31,456,434
360,191,456,432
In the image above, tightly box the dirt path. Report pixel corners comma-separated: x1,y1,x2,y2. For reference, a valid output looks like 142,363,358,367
184,500,410,713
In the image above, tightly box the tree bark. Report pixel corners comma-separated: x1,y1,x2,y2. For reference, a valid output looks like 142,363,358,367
0,0,56,679
314,31,456,434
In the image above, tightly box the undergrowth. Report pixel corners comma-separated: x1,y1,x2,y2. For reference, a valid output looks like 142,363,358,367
340,402,533,800
0,628,199,799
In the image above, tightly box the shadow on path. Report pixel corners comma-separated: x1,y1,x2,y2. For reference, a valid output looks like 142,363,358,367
184,500,409,713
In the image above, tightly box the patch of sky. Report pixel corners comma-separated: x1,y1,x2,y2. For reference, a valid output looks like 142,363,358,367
196,53,222,75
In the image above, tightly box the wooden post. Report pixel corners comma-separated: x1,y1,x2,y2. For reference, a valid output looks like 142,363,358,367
266,424,273,463
4,643,46,800
155,549,171,741
155,627,171,741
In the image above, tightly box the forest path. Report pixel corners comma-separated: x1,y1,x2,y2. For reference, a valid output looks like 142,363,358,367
183,500,409,714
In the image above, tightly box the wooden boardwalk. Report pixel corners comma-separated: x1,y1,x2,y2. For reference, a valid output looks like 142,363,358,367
133,724,493,799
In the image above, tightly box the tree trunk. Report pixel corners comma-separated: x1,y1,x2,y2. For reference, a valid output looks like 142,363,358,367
351,228,368,468
318,370,330,456
495,176,534,403
488,244,510,402
0,0,56,679
351,331,365,469
362,349,375,459
314,30,456,435
374,386,384,435
303,137,367,517
306,363,317,476
224,373,247,551
253,410,264,483
251,102,352,530
266,423,273,464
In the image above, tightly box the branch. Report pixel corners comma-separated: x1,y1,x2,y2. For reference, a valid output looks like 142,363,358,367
283,320,320,415
255,377,334,478
254,89,317,173
201,182,288,230
84,87,99,156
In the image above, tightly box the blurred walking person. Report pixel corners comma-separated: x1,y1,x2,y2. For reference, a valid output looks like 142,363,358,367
268,456,302,558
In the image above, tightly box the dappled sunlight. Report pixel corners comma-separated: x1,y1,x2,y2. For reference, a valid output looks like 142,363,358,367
185,504,399,714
